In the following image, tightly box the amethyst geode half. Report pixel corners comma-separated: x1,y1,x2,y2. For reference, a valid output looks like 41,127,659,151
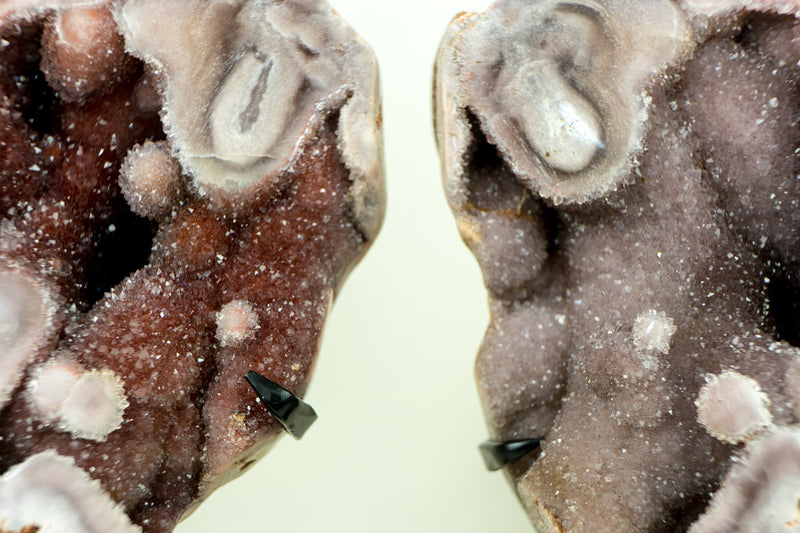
0,0,383,530
436,0,800,530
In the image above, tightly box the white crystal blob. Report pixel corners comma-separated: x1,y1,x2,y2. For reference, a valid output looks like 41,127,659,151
27,358,129,442
0,451,141,532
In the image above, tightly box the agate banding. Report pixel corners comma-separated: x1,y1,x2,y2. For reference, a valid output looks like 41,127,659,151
0,0,383,531
436,0,800,530
436,0,690,205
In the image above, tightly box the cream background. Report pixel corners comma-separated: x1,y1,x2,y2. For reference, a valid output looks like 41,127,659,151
178,0,533,531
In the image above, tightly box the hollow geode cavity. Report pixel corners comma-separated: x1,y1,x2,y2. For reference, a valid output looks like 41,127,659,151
436,0,800,531
0,0,383,531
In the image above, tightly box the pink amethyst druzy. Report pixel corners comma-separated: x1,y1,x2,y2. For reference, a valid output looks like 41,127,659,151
436,0,800,530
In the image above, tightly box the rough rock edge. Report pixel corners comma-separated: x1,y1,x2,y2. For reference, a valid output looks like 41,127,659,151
181,434,280,521
518,489,564,533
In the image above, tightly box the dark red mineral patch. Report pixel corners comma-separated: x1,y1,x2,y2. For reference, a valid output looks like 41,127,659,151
0,1,383,531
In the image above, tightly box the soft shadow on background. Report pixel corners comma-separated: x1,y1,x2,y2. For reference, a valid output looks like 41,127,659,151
178,1,532,531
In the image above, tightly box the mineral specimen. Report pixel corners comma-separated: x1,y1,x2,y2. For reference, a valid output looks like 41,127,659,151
435,0,800,530
0,0,383,531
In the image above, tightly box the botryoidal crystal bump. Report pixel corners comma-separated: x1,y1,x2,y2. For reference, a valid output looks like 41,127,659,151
0,0,384,531
435,0,800,531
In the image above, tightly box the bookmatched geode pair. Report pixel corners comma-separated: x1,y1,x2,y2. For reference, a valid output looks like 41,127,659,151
1,0,800,532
